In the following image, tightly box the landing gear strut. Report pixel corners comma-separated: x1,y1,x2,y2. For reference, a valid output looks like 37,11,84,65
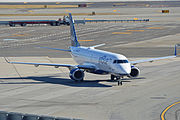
117,79,122,86
111,75,123,86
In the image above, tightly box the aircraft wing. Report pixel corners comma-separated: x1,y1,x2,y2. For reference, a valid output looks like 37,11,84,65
130,44,179,65
5,58,96,70
7,61,74,68
130,56,176,65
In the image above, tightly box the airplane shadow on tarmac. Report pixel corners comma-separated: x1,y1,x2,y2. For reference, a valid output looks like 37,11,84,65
0,76,145,87
0,76,112,87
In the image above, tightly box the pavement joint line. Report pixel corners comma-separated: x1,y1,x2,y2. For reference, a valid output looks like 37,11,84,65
160,101,180,120
4,57,24,80
78,40,94,41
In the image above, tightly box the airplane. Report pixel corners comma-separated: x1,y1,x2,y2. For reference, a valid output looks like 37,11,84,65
5,13,179,86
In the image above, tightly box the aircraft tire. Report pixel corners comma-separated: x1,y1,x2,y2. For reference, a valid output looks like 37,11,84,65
56,22,60,26
21,23,26,26
118,80,122,86
9,24,15,27
111,75,115,80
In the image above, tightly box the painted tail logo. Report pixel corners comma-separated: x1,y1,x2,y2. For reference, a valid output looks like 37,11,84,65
69,13,80,47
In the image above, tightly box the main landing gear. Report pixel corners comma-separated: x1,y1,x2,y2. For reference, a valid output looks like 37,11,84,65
111,75,123,86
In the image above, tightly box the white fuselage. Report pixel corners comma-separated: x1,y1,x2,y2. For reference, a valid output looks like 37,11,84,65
70,46,131,76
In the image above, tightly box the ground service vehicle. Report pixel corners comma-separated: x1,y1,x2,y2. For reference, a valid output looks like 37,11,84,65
9,16,70,27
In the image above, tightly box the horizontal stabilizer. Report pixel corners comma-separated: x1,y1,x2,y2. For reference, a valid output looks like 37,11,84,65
39,47,71,52
90,43,105,48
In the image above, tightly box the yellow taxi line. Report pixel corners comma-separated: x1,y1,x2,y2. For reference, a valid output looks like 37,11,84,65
146,27,164,29
84,18,94,20
112,32,131,34
65,10,72,13
161,101,180,120
11,33,29,37
86,3,94,4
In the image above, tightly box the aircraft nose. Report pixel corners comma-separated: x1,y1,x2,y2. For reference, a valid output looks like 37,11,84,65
120,64,131,74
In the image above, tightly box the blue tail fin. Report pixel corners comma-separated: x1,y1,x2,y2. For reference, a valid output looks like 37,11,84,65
69,13,80,47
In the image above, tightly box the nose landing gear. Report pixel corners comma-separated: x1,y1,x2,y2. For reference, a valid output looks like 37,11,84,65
117,79,122,86
111,75,123,86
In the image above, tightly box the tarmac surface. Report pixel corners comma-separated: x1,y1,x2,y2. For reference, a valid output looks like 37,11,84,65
0,1,180,8
0,2,180,120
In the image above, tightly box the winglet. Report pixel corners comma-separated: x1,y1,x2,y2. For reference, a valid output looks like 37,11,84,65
175,44,180,56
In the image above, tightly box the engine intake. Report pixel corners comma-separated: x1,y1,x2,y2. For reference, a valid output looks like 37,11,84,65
69,68,84,81
129,66,140,78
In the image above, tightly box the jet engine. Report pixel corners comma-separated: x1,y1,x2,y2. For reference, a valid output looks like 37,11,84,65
69,68,84,81
129,66,140,78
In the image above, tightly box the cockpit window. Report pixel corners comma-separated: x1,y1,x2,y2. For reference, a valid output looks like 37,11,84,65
113,60,129,64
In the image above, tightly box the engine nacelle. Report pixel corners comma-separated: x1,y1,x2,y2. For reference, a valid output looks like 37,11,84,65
129,66,140,78
69,68,84,81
